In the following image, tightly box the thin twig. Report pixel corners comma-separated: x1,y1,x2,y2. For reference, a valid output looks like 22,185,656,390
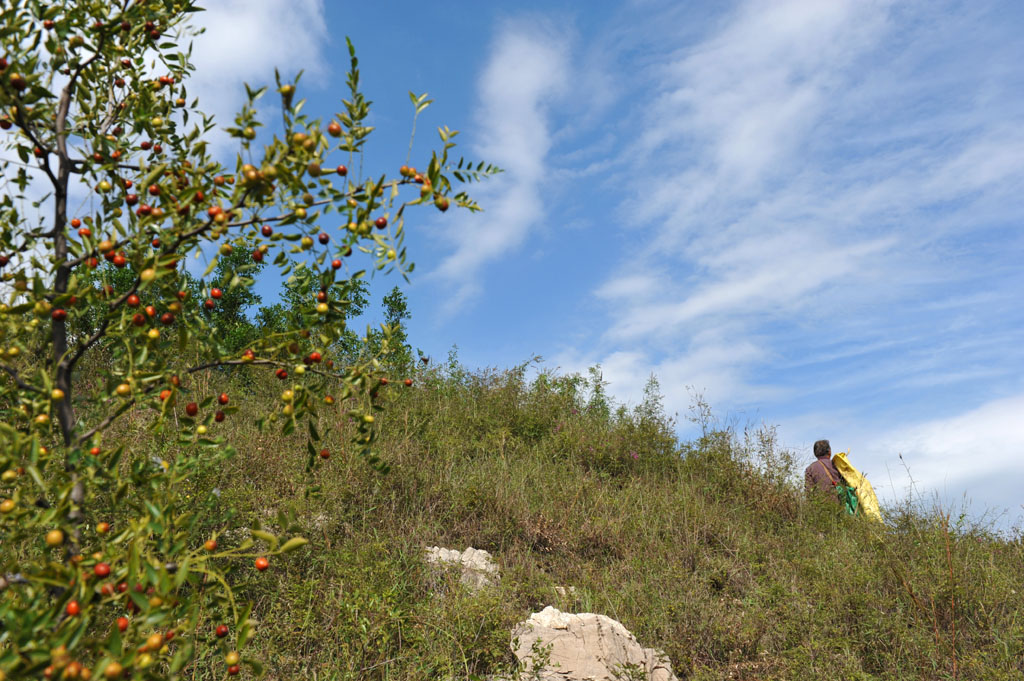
75,395,137,445
0,363,44,394
185,358,339,381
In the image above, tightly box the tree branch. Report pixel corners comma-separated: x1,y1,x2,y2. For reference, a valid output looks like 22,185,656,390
96,79,124,138
0,363,44,394
74,354,350,446
67,316,111,372
186,357,339,381
10,113,60,188
74,393,139,446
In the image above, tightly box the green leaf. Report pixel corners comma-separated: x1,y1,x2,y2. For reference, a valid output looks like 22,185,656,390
169,641,195,673
128,589,149,611
128,541,140,578
245,658,265,676
144,500,162,520
236,602,254,645
106,629,122,657
174,558,191,589
203,257,219,277
250,529,279,550
279,537,309,554
26,465,47,493
140,164,168,191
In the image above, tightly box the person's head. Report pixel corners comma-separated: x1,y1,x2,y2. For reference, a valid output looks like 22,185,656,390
814,439,831,459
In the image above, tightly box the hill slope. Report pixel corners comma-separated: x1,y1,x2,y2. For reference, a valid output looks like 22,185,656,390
95,358,1024,680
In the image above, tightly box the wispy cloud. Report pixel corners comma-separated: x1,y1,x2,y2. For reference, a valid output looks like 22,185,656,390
832,393,1024,517
187,0,329,140
545,0,1024,518
429,20,569,313
637,0,892,190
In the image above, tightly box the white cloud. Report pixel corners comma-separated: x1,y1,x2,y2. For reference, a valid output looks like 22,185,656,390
554,327,776,421
185,0,328,153
868,394,1024,493
586,2,1019,371
541,0,1024,531
548,0,903,432
567,1,910,392
638,0,892,190
594,272,665,301
604,236,896,344
775,394,1024,529
429,20,569,313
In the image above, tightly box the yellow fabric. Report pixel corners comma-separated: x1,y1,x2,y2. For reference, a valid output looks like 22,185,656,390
832,451,883,522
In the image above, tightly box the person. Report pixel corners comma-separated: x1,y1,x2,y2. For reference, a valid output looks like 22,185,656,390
804,439,844,500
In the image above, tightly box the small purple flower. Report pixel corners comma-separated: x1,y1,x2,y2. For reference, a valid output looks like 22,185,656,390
630,451,639,460
571,408,578,415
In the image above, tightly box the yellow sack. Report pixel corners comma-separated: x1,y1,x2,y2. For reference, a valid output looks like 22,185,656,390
832,451,883,522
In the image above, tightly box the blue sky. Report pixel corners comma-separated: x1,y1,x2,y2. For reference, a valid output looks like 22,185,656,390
182,0,1024,527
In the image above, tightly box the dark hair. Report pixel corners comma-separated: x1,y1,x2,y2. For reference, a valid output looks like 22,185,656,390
814,440,831,458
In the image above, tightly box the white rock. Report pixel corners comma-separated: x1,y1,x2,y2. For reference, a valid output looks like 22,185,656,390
512,606,677,681
553,586,578,600
424,546,499,591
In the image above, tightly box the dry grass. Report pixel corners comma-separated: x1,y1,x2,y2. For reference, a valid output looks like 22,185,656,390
77,356,1024,680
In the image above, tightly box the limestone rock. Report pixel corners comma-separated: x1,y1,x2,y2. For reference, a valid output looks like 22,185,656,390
511,606,677,681
553,586,578,600
424,546,499,591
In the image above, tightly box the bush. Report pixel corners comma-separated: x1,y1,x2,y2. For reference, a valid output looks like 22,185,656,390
0,2,497,678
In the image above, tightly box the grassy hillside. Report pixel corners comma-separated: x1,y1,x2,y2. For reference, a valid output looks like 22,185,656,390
84,355,1024,680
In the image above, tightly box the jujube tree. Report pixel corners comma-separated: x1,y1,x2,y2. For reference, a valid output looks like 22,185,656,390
0,1,499,678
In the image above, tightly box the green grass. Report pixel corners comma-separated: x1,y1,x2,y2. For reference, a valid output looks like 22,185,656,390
86,357,1024,680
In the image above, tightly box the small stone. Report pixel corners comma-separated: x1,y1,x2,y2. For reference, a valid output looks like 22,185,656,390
424,546,500,592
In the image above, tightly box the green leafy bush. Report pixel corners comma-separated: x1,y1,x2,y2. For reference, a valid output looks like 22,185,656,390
0,2,496,678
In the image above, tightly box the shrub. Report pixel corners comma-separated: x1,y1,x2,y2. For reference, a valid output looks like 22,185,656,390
0,2,497,678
